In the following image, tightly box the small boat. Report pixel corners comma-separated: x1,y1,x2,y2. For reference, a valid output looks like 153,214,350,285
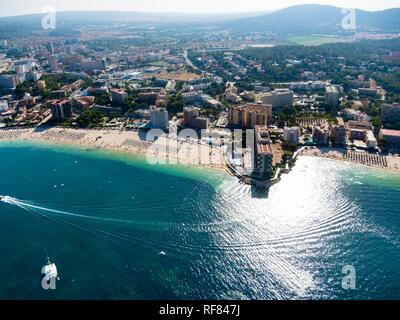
43,251,60,282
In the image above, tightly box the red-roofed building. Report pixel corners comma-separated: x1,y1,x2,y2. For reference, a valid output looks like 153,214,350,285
379,129,400,146
111,89,128,105
73,96,95,109
50,99,72,121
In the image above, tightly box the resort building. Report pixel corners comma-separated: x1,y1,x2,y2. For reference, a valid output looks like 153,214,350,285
82,58,106,73
324,85,340,106
155,92,169,108
254,126,274,179
348,128,364,140
358,88,378,97
62,54,84,70
87,86,109,96
137,92,159,105
283,127,301,145
225,90,243,104
348,76,375,90
379,129,400,146
201,94,222,109
150,106,169,131
240,91,256,101
346,121,374,131
365,130,378,149
183,106,209,129
228,103,271,129
182,91,202,104
331,125,347,146
311,81,328,91
312,126,330,145
50,99,72,121
290,82,309,91
342,108,371,122
111,89,128,105
73,96,95,109
344,115,378,148
0,74,19,89
255,89,294,111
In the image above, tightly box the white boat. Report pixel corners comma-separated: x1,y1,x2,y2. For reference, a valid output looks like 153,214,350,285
43,252,60,282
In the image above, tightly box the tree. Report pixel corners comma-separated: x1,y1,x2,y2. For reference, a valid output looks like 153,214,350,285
168,94,185,114
93,92,110,105
77,109,105,128
82,78,94,89
282,141,298,152
15,81,37,99
371,117,382,135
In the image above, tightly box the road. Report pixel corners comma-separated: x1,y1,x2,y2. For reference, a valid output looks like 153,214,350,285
183,50,215,78
182,50,199,71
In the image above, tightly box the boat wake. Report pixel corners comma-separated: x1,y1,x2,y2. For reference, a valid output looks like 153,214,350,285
0,195,354,251
0,195,182,228
1,195,271,251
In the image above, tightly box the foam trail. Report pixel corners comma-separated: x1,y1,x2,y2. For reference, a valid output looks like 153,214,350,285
1,195,264,251
1,195,255,232
1,196,167,227
1,196,225,231
0,196,342,250
1,195,277,251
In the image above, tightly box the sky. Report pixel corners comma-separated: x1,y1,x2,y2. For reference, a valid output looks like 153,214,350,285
1,0,399,17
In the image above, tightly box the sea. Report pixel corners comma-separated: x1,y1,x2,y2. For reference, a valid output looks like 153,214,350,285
0,141,400,300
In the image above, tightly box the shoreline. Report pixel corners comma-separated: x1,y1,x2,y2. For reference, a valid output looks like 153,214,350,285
2,128,400,181
298,147,400,175
0,127,227,173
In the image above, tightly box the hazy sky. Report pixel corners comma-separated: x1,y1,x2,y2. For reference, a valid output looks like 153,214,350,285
1,0,399,17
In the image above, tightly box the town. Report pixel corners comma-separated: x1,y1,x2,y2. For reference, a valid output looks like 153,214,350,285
1,21,400,187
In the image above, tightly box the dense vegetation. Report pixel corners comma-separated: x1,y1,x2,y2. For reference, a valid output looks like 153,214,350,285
77,109,105,128
167,94,185,114
14,73,91,100
191,39,400,92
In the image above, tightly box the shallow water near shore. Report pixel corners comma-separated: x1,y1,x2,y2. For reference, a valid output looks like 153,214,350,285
0,142,400,299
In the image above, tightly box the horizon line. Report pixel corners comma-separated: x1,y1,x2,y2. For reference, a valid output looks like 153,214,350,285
1,4,400,19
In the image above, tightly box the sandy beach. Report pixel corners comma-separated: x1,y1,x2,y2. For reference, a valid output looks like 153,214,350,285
2,127,400,175
299,147,400,174
0,127,226,170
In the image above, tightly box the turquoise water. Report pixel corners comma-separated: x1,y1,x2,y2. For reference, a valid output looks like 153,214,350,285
0,141,400,300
